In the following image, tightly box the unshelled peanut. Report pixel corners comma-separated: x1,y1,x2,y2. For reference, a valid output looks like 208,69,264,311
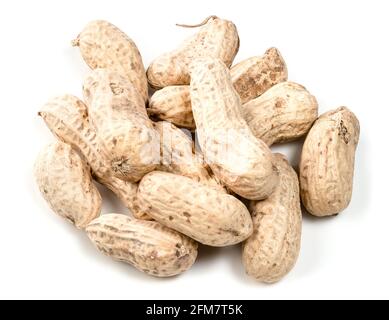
83,69,159,182
72,20,148,102
86,214,198,277
147,16,239,88
190,57,279,200
242,154,302,283
137,171,253,246
35,141,102,229
231,47,288,103
148,86,195,130
299,107,360,216
242,81,318,146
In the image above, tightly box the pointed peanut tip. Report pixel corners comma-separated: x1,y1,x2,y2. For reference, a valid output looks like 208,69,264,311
71,38,80,47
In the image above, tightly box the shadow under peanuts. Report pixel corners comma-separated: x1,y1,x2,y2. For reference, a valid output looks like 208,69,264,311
94,182,130,215
344,134,369,219
270,136,305,170
292,206,327,279
196,244,224,264
224,244,270,287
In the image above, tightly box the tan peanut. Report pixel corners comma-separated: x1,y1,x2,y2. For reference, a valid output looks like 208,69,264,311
242,82,318,146
38,95,147,219
35,141,102,229
299,107,360,217
242,154,302,283
72,20,148,102
137,171,253,246
154,121,226,192
231,47,288,104
147,47,287,130
38,95,109,178
86,214,198,277
190,57,279,200
83,69,159,182
147,16,239,88
148,86,195,130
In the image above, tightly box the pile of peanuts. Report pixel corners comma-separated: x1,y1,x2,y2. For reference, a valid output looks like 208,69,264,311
35,17,360,283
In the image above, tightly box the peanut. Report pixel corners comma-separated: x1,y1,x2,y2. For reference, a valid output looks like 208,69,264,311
72,20,148,102
299,107,360,216
242,154,302,283
38,95,109,178
38,95,147,219
86,214,198,277
190,57,279,200
147,47,287,130
83,69,159,182
137,171,253,246
231,47,288,104
147,16,239,88
242,82,318,146
148,86,195,130
35,141,102,229
154,121,226,192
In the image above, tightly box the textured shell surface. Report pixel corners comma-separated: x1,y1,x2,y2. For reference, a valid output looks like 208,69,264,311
242,153,302,283
154,121,226,192
190,57,279,200
35,141,102,229
148,86,196,130
38,95,145,219
299,107,360,216
230,47,288,104
38,94,109,178
72,20,148,102
147,16,239,88
137,171,253,246
86,214,198,277
83,69,159,182
242,82,318,146
133,121,227,221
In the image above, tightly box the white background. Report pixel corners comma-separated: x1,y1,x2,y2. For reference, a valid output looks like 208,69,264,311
0,0,388,300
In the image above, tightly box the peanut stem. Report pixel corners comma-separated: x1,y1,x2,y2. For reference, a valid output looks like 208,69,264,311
176,15,218,28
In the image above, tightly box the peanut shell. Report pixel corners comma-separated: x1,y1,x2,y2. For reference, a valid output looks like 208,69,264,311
242,81,318,146
242,154,302,283
83,69,159,182
231,47,288,104
137,171,253,246
72,20,148,102
190,57,279,200
35,141,102,229
299,107,360,216
86,214,198,277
